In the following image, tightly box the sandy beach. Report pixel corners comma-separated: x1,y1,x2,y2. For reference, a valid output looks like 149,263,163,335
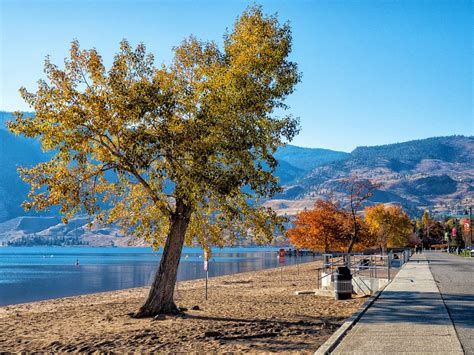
0,261,365,353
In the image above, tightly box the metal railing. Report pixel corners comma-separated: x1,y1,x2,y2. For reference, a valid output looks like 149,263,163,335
315,249,412,291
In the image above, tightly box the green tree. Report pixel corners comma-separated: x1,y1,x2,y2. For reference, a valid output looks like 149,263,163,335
8,6,300,317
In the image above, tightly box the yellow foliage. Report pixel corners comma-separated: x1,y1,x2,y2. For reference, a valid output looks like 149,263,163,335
7,5,300,249
365,204,412,250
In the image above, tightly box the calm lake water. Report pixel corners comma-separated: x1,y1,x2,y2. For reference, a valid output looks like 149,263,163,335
0,246,319,306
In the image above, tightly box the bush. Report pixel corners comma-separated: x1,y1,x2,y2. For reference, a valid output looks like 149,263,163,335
460,249,472,257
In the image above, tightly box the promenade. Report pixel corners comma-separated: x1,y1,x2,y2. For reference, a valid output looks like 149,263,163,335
332,253,464,354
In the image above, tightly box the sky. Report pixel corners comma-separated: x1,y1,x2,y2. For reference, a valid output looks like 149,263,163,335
0,0,472,152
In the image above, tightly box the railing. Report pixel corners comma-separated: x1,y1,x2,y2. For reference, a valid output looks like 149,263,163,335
315,249,412,292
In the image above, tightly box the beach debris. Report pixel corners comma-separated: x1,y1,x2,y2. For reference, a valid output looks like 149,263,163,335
191,305,200,310
294,290,316,295
204,331,223,338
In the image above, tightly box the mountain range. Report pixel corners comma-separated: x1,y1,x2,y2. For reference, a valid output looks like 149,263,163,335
1,111,473,245
268,135,474,217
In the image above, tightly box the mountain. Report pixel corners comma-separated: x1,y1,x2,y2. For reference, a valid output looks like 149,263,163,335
275,145,349,172
0,128,53,222
0,215,143,247
269,136,474,217
1,110,472,243
274,160,306,185
273,145,348,185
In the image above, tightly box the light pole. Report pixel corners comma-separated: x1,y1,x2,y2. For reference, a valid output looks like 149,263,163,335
454,218,460,254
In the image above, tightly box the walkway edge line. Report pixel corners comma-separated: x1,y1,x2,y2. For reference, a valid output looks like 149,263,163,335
314,283,387,355
315,259,411,355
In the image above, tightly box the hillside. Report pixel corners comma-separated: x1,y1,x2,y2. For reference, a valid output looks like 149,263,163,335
275,145,349,172
0,129,53,222
269,136,474,216
2,110,472,244
0,215,144,247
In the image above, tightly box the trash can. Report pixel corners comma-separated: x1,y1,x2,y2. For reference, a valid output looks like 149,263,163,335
334,266,352,300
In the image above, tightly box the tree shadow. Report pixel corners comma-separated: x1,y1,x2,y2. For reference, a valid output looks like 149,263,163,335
358,290,474,329
180,312,349,351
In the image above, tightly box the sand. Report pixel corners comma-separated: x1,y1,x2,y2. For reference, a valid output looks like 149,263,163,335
0,261,365,353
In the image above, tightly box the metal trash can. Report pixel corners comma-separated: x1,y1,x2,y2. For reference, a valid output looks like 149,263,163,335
334,266,352,300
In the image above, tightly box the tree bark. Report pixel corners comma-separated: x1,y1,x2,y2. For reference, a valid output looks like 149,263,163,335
347,230,357,254
134,198,192,318
346,214,358,254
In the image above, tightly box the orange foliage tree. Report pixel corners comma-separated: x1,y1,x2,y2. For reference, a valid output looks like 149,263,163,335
288,199,374,253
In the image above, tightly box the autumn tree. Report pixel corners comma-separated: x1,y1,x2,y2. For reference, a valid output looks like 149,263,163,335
421,210,431,240
365,204,412,253
288,200,345,252
336,176,381,253
419,211,445,247
289,199,374,253
7,6,301,317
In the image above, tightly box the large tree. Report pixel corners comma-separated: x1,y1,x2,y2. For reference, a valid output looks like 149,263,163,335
420,211,445,246
288,200,345,252
289,199,373,253
8,6,300,317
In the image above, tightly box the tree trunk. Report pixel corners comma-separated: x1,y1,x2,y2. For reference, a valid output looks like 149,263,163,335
347,231,357,254
134,199,192,318
347,215,358,254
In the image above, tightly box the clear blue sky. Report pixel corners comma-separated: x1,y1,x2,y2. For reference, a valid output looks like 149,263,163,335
0,0,472,151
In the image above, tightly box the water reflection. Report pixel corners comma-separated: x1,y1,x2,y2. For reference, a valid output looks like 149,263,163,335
0,247,319,306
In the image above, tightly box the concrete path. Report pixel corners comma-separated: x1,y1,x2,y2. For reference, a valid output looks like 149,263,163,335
332,254,463,354
426,251,474,354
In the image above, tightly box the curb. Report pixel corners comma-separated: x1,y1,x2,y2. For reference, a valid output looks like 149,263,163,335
314,283,387,355
314,258,412,355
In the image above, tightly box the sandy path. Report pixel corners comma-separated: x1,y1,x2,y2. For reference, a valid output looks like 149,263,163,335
0,261,365,353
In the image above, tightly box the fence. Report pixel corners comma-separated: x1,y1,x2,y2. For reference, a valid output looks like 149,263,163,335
315,249,412,292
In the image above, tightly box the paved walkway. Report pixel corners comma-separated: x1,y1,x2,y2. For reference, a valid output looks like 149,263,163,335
332,254,463,354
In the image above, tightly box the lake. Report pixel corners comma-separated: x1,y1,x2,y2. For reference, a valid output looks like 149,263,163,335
0,246,319,306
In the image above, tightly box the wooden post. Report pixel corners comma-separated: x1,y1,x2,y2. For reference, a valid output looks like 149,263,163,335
204,250,209,300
